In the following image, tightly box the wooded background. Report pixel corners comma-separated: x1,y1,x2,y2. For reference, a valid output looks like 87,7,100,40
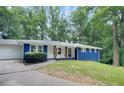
0,6,124,66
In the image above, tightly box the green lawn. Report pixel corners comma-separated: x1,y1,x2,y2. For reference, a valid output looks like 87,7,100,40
37,60,124,85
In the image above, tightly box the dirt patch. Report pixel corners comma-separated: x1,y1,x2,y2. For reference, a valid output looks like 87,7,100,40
37,68,105,85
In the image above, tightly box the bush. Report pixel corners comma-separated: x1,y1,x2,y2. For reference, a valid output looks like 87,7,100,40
119,48,124,66
24,52,47,63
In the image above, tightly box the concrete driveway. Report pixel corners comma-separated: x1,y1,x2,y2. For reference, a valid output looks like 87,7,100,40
0,60,80,86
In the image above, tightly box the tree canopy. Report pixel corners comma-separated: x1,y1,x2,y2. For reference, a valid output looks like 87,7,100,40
1,6,124,66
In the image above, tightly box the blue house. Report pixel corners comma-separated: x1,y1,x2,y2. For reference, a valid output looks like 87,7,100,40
0,40,102,61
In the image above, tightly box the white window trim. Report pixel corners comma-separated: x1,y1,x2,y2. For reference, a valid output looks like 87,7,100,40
89,48,92,52
38,45,43,52
94,49,97,53
30,44,44,52
30,45,37,52
81,48,86,52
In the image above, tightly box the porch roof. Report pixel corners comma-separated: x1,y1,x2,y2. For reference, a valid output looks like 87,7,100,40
0,39,102,50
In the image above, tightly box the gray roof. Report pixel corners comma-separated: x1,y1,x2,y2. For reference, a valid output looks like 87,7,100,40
0,39,102,50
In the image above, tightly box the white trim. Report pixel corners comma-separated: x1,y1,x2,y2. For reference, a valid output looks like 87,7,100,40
30,45,37,52
94,49,97,53
89,48,92,52
38,45,43,52
81,48,86,53
0,39,102,50
30,44,43,52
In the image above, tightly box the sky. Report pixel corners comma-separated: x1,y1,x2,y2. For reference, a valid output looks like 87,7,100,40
60,6,77,17
25,6,77,17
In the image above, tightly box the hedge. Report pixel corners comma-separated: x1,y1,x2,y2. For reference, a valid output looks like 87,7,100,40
24,52,47,63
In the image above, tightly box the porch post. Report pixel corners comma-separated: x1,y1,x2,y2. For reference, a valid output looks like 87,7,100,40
53,46,57,59
65,47,68,59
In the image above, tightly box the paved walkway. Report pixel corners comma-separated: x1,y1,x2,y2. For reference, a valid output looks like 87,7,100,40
0,60,80,86
26,60,56,69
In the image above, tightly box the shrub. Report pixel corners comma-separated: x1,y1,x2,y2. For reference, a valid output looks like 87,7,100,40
119,48,124,66
24,52,47,63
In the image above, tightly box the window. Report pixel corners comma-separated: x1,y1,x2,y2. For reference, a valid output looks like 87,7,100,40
81,48,86,52
58,48,61,54
31,45,36,52
86,48,89,52
38,46,43,52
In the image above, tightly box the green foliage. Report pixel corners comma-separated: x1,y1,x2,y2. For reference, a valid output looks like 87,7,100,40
32,7,47,40
0,6,12,38
2,6,124,65
71,7,91,43
24,52,47,63
119,48,124,66
71,6,124,65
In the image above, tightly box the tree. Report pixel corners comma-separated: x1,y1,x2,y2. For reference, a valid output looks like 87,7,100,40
33,7,47,40
8,6,25,39
119,9,124,66
2,6,124,66
112,12,119,66
71,7,89,44
71,7,97,44
89,7,120,66
57,17,68,41
48,6,60,41
0,6,12,38
71,6,121,66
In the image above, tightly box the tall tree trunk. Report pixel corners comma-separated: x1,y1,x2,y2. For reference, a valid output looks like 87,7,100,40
112,15,119,66
119,11,124,66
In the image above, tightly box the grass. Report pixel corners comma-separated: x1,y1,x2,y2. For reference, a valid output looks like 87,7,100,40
37,60,124,85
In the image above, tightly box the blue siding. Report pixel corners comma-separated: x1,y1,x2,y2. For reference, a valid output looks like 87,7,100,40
77,48,100,61
24,43,30,59
43,45,48,54
24,43,30,54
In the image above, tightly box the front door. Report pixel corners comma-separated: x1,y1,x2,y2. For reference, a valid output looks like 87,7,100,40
68,48,71,58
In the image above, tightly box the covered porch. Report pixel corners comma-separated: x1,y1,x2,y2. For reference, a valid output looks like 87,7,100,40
47,45,76,60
